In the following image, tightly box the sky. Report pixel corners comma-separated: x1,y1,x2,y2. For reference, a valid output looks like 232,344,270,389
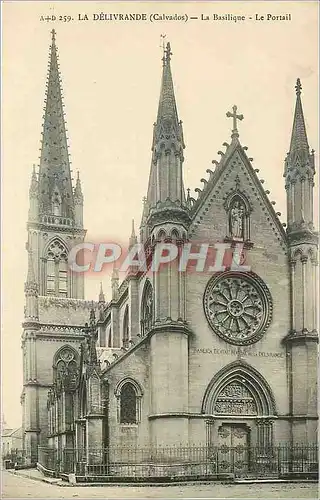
1,1,318,428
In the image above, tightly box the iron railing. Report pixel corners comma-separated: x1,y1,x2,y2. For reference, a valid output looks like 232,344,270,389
37,444,318,479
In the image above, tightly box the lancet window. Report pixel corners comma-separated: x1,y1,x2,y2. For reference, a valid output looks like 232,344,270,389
45,239,69,297
115,379,143,425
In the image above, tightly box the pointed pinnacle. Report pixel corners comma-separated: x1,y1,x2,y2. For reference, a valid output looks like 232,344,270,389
131,218,136,237
29,164,38,196
129,219,138,249
289,78,310,155
112,265,119,281
26,248,36,285
99,282,105,303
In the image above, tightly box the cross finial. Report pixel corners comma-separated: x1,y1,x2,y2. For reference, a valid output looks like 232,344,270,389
226,105,244,139
295,78,302,96
51,29,56,44
160,34,166,49
164,42,172,65
160,34,166,66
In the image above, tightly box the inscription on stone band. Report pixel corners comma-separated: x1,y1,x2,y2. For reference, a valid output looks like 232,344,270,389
193,347,285,358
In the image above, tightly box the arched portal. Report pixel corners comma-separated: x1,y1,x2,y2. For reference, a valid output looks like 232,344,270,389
202,361,277,459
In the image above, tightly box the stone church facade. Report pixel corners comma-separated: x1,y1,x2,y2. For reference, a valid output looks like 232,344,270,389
21,31,318,465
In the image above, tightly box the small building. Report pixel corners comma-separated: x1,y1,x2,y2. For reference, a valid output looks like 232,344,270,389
1,427,23,457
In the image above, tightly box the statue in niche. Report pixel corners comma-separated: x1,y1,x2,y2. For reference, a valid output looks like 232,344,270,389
230,201,245,239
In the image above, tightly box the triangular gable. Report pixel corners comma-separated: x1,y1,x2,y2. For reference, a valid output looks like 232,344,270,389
189,139,287,247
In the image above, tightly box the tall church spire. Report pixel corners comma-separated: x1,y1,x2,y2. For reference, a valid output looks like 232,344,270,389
38,29,74,220
156,43,180,128
284,79,315,232
289,79,310,156
146,42,186,211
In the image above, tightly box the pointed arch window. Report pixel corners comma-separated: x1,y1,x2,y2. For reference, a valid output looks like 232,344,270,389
53,346,79,393
123,306,129,348
50,346,79,436
115,379,143,425
45,239,69,297
120,383,136,424
141,280,153,336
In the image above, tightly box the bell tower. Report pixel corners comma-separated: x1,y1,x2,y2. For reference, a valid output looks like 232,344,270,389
21,30,87,462
284,79,318,444
26,29,85,299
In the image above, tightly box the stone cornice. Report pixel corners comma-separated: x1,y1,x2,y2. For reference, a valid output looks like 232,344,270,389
148,319,192,339
147,204,191,230
22,320,40,330
149,412,279,420
22,322,87,340
37,323,86,333
85,413,105,419
286,227,318,245
148,412,318,421
101,320,192,374
282,329,318,344
39,296,99,310
23,381,52,388
27,221,86,235
36,333,85,341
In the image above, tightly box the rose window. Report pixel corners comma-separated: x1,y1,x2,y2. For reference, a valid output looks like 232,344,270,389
204,271,272,345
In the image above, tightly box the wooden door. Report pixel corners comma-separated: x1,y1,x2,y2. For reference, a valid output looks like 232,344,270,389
217,424,249,475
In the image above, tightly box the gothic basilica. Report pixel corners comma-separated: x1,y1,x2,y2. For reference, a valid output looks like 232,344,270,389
21,30,318,469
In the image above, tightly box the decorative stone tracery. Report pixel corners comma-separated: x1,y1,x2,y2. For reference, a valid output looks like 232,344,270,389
115,378,143,425
53,345,79,392
204,271,272,346
214,381,257,415
45,238,69,297
202,360,277,417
